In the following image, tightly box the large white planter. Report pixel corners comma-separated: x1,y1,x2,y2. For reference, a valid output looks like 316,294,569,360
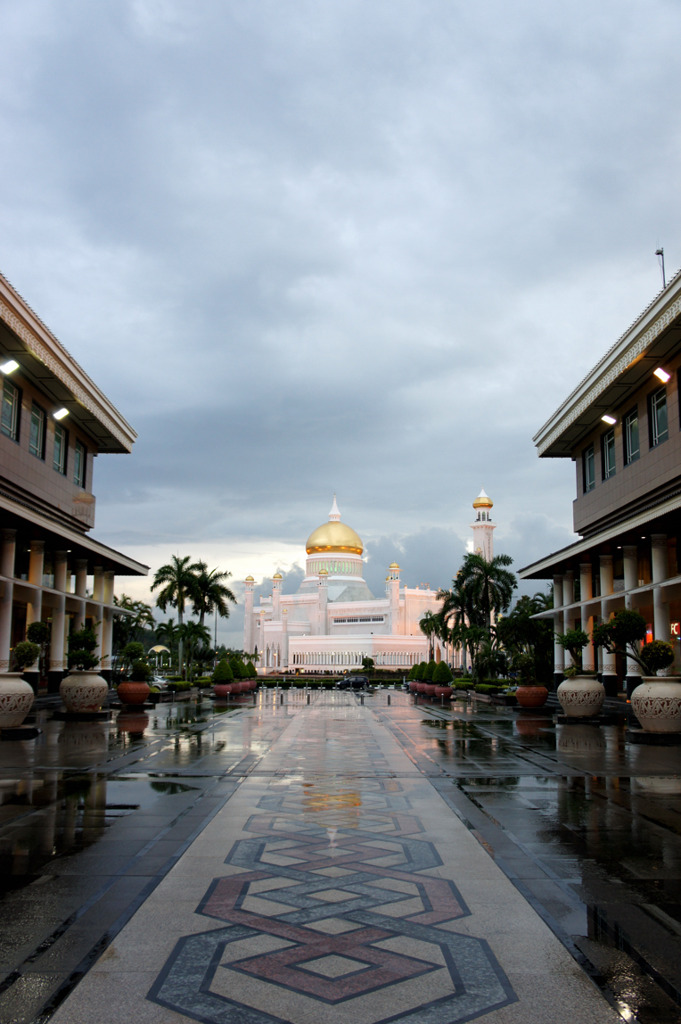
556,675,606,718
0,672,35,728
630,677,681,733
59,670,109,713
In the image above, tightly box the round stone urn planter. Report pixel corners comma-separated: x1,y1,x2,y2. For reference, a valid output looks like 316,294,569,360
515,685,548,709
117,681,150,707
423,683,437,698
556,675,605,718
630,678,681,733
409,680,419,694
213,683,234,698
0,673,35,728
60,670,109,713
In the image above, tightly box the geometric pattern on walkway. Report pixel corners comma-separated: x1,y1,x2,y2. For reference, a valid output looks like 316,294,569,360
148,779,518,1023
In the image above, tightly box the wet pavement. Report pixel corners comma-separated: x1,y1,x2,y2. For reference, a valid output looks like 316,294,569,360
0,688,679,1022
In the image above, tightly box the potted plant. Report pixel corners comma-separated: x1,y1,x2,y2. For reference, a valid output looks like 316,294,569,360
512,652,548,708
555,628,605,718
0,640,40,728
60,626,109,713
118,659,151,707
593,610,681,733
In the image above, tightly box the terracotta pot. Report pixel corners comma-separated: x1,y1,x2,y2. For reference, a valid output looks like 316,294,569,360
433,685,453,699
117,681,150,706
515,685,548,708
0,672,35,728
423,683,436,697
60,670,109,713
630,677,681,733
556,675,605,718
409,680,419,693
416,682,427,694
213,683,233,698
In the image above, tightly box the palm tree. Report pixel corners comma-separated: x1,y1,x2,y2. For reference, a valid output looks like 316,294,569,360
192,563,237,628
151,556,203,676
456,552,516,631
419,611,440,661
179,621,211,678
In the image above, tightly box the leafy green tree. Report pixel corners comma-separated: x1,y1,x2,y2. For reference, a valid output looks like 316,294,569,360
179,620,211,678
113,595,155,652
213,658,234,683
496,590,553,683
192,564,237,627
433,661,453,684
151,556,203,676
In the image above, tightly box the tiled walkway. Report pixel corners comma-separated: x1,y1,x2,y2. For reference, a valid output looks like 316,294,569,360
51,693,620,1024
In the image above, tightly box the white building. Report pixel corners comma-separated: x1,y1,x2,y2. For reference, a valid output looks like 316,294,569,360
244,493,496,673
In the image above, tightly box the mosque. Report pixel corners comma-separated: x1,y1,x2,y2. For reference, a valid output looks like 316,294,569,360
244,492,496,673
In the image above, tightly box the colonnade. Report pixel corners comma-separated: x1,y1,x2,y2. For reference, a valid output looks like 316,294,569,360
0,528,118,684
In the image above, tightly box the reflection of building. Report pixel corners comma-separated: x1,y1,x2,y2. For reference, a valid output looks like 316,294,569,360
519,273,681,691
244,497,444,672
0,273,147,686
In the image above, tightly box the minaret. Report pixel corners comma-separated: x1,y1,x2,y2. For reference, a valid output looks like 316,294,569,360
244,576,255,653
471,489,496,560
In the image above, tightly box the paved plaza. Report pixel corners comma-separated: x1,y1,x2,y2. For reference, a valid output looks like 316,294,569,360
0,689,680,1023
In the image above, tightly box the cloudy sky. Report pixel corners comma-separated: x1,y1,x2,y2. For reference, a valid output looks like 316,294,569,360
1,0,679,646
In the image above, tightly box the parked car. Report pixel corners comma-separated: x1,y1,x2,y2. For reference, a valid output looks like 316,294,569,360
336,674,369,690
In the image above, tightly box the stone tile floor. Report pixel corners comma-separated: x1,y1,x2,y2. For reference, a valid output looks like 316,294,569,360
0,689,679,1022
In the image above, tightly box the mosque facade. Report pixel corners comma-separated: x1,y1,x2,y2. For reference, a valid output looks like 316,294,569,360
244,492,495,673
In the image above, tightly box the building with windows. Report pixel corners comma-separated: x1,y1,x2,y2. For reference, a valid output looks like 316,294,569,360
244,491,497,673
519,271,681,692
0,272,147,687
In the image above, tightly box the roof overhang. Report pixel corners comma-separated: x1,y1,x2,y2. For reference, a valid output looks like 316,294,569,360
0,272,136,454
519,491,681,580
533,270,681,458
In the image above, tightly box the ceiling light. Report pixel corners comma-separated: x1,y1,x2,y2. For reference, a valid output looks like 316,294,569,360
53,407,69,420
654,367,671,383
0,359,19,374
601,415,616,425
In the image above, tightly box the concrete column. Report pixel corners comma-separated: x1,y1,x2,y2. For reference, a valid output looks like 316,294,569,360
561,572,574,643
651,534,670,642
318,574,328,635
49,594,66,691
54,551,68,593
103,570,115,606
599,555,617,695
622,545,641,686
553,574,564,684
100,607,113,679
0,530,17,672
74,559,88,598
281,608,289,670
579,562,594,672
92,565,104,603
27,539,45,627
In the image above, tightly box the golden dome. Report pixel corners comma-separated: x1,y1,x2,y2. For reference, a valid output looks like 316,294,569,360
245,575,254,582
306,520,363,555
273,572,283,580
389,562,400,570
473,488,493,509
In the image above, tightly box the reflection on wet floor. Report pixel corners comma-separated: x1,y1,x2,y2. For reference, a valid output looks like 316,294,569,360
1,689,681,1022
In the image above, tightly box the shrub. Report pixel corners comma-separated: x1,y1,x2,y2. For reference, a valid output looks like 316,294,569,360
130,659,151,682
213,659,234,683
12,640,40,671
68,627,99,671
433,661,453,684
640,639,675,675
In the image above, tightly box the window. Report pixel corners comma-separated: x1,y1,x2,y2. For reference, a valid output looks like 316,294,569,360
601,428,616,480
648,387,668,447
582,444,595,493
623,407,639,464
1,378,20,441
73,440,86,487
53,423,68,475
29,403,46,459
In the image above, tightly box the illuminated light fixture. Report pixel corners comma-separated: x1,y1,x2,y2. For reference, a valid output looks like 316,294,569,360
601,414,616,425
654,367,671,383
0,359,19,374
53,407,69,420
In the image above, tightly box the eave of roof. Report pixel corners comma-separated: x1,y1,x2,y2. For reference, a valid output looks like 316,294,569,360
533,269,681,458
0,272,136,454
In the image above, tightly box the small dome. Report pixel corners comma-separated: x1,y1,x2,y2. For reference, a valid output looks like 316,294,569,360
245,575,254,582
319,568,328,576
389,562,400,570
273,572,283,580
473,488,493,509
306,521,363,555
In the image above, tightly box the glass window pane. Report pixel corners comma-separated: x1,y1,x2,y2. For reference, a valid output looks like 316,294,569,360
1,380,19,440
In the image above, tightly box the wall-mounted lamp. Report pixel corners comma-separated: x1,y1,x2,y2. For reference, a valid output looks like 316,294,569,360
601,414,616,425
654,367,671,383
53,407,69,420
0,359,19,375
